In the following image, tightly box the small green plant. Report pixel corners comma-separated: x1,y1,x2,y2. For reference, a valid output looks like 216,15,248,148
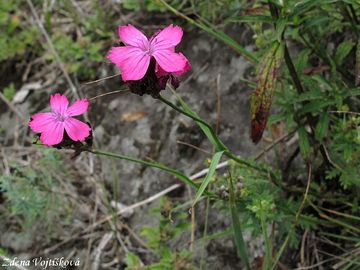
126,197,193,270
0,149,71,228
46,34,103,79
0,0,38,61
325,114,360,188
2,83,16,101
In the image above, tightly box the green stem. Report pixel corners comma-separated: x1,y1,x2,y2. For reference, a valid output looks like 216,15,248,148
224,151,268,174
200,197,210,270
308,200,360,233
228,173,251,270
260,213,272,270
89,149,200,191
158,95,269,173
158,95,228,152
268,1,332,167
268,1,305,94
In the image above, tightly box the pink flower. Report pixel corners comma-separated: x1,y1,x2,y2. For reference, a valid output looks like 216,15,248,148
107,24,191,81
29,93,91,146
155,53,191,89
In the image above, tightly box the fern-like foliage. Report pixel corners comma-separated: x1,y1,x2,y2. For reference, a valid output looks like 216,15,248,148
0,149,71,229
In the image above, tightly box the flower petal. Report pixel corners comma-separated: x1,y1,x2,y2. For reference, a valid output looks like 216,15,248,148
155,53,191,77
66,99,89,116
29,112,56,133
150,24,183,50
40,121,64,146
173,53,191,76
118,24,149,49
152,49,186,73
50,93,69,114
107,46,150,80
64,118,91,142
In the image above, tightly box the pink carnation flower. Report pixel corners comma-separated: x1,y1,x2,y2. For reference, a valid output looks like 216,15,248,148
155,54,191,89
29,93,91,146
107,24,191,81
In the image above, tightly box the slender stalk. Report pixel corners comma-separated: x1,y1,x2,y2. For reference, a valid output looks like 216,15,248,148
89,88,129,101
200,197,210,270
158,95,269,173
268,1,332,167
158,95,228,151
268,2,304,94
83,73,122,85
224,151,268,174
261,213,272,269
308,200,360,233
228,171,251,270
89,149,200,191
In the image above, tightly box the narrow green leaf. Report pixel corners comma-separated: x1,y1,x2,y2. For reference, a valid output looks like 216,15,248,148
228,175,250,270
302,15,332,31
294,90,326,102
294,49,311,74
276,18,287,42
268,114,286,125
298,100,334,115
291,0,318,17
199,228,233,242
228,15,273,24
335,40,354,65
343,88,360,97
290,0,337,17
315,113,329,141
298,127,311,161
193,151,224,206
356,38,360,86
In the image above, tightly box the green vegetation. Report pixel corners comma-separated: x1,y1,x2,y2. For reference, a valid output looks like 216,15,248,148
0,149,71,228
126,198,193,270
0,0,38,61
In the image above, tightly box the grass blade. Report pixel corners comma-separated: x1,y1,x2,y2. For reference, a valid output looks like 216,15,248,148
228,174,251,270
227,15,273,24
90,149,200,191
193,151,224,206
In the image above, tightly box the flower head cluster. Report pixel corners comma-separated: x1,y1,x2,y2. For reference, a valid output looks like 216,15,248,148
107,24,190,92
29,94,91,146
